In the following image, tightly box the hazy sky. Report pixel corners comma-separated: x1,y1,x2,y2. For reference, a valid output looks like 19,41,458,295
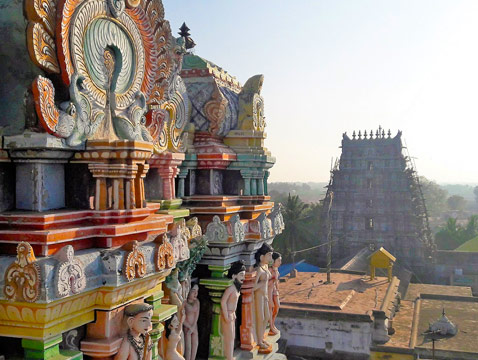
163,0,478,184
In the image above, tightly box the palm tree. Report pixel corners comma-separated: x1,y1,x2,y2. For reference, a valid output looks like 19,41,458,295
274,194,311,263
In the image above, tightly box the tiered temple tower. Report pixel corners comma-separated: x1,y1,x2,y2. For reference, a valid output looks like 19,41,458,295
0,1,283,359
321,128,434,278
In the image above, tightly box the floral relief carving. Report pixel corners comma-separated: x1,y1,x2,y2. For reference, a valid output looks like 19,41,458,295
156,234,175,271
55,245,86,297
4,242,41,303
123,241,147,282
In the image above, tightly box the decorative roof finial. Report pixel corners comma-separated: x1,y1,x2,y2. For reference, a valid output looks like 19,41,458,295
375,129,379,138
364,130,367,139
178,22,196,50
387,129,391,138
382,129,385,138
370,129,373,139
352,130,356,139
358,130,362,139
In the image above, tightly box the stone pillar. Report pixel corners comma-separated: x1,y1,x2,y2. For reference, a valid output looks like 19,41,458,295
23,336,82,360
241,170,253,196
177,168,188,198
251,178,257,196
158,166,179,200
257,175,264,196
200,265,232,360
5,134,74,212
263,171,270,196
240,269,256,350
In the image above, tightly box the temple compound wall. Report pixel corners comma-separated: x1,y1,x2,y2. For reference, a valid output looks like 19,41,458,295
0,1,284,359
320,129,435,280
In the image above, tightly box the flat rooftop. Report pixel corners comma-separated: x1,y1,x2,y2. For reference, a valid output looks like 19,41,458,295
404,283,472,301
374,283,478,356
278,271,398,315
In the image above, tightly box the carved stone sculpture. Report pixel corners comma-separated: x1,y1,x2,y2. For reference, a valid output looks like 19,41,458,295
114,303,154,360
26,0,189,147
55,245,86,297
183,285,199,360
4,242,41,302
237,74,265,131
220,261,246,360
123,241,147,282
253,243,273,352
268,252,281,335
165,314,185,360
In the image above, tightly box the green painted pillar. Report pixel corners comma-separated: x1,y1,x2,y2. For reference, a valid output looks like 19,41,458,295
22,336,82,360
200,265,233,360
257,176,264,195
251,178,257,196
263,171,270,195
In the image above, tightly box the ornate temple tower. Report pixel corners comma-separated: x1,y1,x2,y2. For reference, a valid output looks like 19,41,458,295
321,128,434,278
0,1,283,358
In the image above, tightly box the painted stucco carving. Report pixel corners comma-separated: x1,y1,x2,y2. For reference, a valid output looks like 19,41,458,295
176,235,208,282
238,74,265,131
229,215,245,243
258,212,272,239
171,219,191,262
123,241,147,282
54,245,86,297
4,242,41,303
186,217,202,239
156,234,175,271
205,215,228,242
270,203,285,236
26,0,186,146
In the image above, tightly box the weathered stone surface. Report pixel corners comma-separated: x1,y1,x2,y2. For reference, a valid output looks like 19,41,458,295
0,0,42,136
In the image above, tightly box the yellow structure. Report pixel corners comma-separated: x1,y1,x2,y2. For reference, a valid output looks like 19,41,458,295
370,247,396,282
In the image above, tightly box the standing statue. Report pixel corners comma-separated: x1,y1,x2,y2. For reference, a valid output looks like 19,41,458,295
183,284,200,360
114,303,154,360
268,252,282,335
165,314,186,360
166,269,185,354
253,243,274,351
220,261,246,360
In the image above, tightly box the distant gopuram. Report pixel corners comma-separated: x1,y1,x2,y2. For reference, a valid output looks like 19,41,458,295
320,128,435,278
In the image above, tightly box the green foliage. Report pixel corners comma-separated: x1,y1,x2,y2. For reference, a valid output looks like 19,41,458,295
474,186,478,205
441,184,476,201
273,194,323,264
447,195,467,211
419,176,448,217
268,182,327,203
435,215,478,250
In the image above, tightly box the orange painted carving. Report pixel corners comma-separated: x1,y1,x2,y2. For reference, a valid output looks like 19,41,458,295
32,75,60,136
27,23,60,74
56,0,84,85
126,6,159,99
156,234,174,271
123,241,147,282
4,242,41,303
204,88,228,135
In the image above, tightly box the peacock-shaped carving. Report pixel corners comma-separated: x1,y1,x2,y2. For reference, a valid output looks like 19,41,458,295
26,0,186,147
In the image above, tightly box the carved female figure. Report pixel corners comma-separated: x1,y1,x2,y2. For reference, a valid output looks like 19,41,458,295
253,243,274,350
165,314,185,360
268,252,281,335
114,303,154,360
183,284,199,360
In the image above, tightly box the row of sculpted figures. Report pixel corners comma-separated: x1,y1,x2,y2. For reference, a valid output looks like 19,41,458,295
112,243,282,360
